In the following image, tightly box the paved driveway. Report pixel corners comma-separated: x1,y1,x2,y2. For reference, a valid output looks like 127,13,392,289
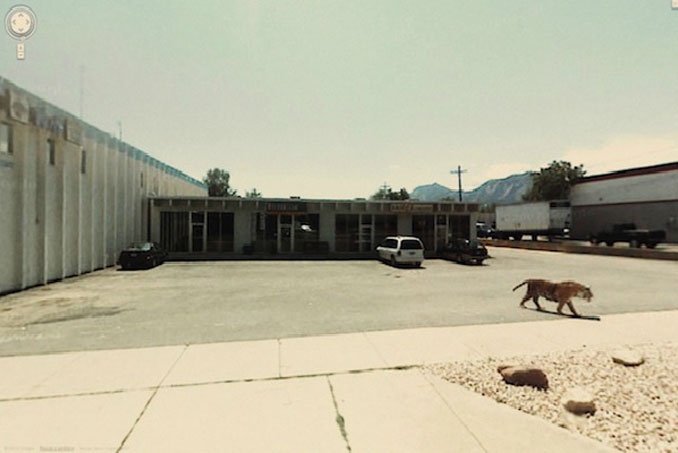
0,247,675,356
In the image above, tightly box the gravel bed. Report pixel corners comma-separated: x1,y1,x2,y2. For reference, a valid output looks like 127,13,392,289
426,342,678,452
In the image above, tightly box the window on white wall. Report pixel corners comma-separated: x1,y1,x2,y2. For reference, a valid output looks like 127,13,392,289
0,123,12,154
47,139,55,165
80,149,86,174
140,172,144,188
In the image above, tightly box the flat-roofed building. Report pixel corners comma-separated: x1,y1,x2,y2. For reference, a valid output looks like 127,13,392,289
570,162,678,243
149,197,479,257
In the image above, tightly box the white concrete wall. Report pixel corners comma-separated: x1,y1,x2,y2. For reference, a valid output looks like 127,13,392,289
0,80,207,294
571,169,678,206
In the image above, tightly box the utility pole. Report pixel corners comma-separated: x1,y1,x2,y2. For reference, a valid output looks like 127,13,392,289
450,165,467,202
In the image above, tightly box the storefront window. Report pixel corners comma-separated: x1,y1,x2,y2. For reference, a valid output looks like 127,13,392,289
160,211,189,252
263,214,278,253
374,215,397,245
413,215,435,250
207,212,234,252
294,214,320,252
335,214,359,252
448,215,470,240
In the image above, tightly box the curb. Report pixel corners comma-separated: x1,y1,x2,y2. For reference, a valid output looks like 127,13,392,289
481,239,678,261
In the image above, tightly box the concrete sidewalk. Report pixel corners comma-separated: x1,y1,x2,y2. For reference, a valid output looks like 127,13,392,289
2,311,677,452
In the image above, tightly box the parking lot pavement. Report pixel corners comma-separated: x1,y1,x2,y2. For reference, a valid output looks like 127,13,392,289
0,247,675,356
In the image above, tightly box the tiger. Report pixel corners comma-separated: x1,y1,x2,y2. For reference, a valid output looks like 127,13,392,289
512,279,593,317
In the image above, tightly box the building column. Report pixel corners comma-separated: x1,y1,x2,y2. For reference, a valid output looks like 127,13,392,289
397,214,413,235
319,212,335,252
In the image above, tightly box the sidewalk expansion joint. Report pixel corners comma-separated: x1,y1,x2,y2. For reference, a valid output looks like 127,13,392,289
115,344,189,453
0,388,141,403
327,376,352,452
162,365,420,390
0,365,421,403
419,369,489,453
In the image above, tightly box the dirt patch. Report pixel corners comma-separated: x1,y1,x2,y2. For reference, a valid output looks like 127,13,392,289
28,306,127,325
0,296,127,327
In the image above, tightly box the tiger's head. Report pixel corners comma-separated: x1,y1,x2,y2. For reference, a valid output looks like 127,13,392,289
578,285,593,302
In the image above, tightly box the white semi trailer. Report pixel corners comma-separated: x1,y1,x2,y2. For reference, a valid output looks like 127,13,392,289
494,201,571,240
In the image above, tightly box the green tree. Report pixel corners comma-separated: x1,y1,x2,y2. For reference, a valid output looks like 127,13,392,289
523,161,586,201
371,184,410,200
202,168,237,197
246,188,262,198
394,188,410,200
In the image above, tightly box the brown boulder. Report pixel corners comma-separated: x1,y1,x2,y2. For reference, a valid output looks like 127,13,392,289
496,364,517,373
499,366,549,390
611,349,645,367
561,387,596,415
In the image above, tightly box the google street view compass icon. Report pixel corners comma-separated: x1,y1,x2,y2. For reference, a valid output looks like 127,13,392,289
5,5,37,60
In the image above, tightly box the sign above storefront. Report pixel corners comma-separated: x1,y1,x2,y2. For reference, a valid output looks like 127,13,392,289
266,202,308,213
390,203,434,213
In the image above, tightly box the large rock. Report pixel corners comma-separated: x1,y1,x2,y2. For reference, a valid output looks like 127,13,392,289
561,387,596,415
499,366,549,390
611,349,645,367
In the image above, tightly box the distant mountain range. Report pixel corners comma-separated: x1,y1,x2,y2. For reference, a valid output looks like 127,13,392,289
411,172,533,205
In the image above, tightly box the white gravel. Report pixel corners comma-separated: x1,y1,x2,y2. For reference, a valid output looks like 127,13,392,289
426,342,678,452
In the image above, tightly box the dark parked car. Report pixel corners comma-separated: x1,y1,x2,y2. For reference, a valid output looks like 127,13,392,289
442,238,488,265
118,242,167,270
589,223,666,248
476,222,494,238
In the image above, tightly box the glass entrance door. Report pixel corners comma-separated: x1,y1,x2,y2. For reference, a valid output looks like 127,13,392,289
192,225,204,252
191,211,205,252
359,214,373,252
435,215,447,252
278,215,293,253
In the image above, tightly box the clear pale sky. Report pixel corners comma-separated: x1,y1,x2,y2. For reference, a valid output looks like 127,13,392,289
2,1,678,198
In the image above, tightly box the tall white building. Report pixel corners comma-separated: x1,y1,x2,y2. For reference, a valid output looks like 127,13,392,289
0,77,206,294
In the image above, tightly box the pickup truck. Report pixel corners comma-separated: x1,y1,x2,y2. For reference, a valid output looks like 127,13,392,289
589,223,666,248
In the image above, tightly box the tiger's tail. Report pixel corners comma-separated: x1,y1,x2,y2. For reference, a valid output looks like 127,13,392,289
512,281,528,292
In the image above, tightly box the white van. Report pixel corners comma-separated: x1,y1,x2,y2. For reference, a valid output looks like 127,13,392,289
376,236,425,267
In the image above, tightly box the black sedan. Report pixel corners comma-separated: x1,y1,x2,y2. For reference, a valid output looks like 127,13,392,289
442,238,488,265
475,222,494,238
118,242,167,270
